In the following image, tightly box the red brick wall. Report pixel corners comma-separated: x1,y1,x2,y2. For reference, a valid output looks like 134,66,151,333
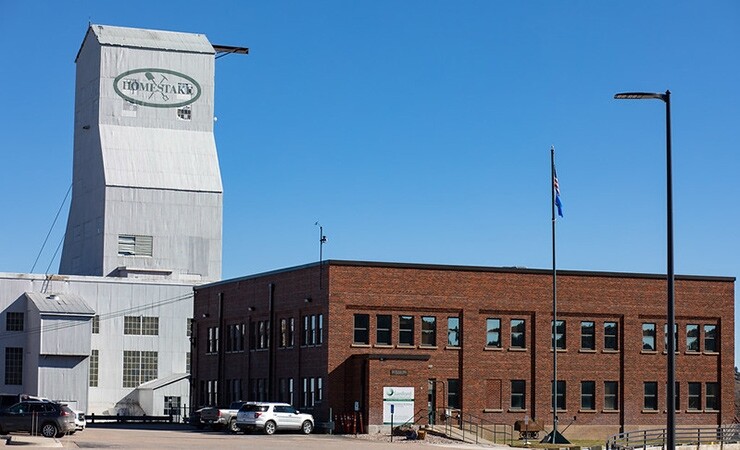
191,261,734,439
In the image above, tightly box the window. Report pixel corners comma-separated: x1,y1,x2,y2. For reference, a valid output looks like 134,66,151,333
280,318,294,348
552,380,566,411
704,325,717,352
399,316,414,346
117,234,153,256
673,381,680,410
447,379,460,409
664,324,678,352
486,318,501,348
4,347,22,385
421,316,436,347
142,317,159,336
604,321,618,350
301,377,322,408
226,323,245,352
686,324,699,352
186,352,191,373
177,106,192,120
93,315,100,334
207,326,219,353
705,382,718,411
604,381,619,410
186,318,193,337
552,320,566,349
124,316,158,335
6,312,23,332
511,319,526,349
644,382,658,410
124,316,141,335
301,314,322,346
164,396,181,416
688,382,701,410
511,380,526,410
279,378,294,405
258,320,269,349
89,349,99,387
642,323,656,351
353,314,369,345
581,381,595,410
447,317,460,347
376,315,392,345
581,321,595,350
227,379,242,403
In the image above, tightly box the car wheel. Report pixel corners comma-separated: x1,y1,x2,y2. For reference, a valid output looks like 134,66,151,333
301,420,313,434
263,420,276,435
228,418,239,433
41,422,58,438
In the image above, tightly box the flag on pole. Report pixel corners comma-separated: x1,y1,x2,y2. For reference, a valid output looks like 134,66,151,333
553,168,563,217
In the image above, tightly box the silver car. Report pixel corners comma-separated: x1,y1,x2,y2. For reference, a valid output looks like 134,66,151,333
235,402,313,435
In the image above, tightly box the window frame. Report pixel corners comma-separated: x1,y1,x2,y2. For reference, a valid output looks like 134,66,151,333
580,321,595,350
421,316,437,347
376,314,392,345
353,314,370,345
510,319,526,349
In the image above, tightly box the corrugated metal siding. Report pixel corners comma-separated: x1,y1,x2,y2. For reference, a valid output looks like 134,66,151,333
91,24,214,54
25,292,95,315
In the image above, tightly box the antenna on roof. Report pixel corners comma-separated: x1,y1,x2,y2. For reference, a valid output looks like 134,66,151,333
315,222,327,289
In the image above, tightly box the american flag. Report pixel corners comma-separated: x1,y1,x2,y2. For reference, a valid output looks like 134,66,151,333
554,168,563,218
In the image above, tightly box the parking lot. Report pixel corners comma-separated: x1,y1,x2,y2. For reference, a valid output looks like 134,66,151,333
44,424,492,449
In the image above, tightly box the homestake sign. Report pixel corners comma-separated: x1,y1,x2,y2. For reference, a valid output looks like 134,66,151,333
382,387,414,425
114,68,202,108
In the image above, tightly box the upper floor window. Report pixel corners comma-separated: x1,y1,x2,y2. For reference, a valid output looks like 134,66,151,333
117,234,153,257
486,318,501,348
511,319,526,349
447,317,460,347
279,318,294,348
642,323,656,351
399,316,414,346
704,325,717,352
353,314,369,345
376,315,392,345
581,321,595,350
124,316,158,336
664,324,678,352
604,321,618,350
302,314,323,346
6,312,23,332
552,320,566,349
421,316,436,347
686,324,699,352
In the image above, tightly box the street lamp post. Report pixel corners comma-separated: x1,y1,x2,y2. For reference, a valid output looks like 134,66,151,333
614,90,674,449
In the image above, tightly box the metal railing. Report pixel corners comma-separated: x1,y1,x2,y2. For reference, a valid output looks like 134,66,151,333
397,408,513,446
606,424,740,449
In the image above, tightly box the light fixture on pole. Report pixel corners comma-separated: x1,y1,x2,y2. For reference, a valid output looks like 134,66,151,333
614,90,674,449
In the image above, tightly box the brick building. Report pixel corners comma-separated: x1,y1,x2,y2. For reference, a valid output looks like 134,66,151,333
190,260,734,440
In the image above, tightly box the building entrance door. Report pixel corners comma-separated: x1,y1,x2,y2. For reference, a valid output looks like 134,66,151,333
427,379,436,425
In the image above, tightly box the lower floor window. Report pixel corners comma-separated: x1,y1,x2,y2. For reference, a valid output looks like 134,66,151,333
644,382,658,410
164,396,181,416
301,377,323,408
122,350,158,388
4,347,22,385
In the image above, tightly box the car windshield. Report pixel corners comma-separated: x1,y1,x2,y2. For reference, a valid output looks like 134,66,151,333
239,404,267,412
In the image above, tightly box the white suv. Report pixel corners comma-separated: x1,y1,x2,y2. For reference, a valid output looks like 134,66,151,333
235,402,313,435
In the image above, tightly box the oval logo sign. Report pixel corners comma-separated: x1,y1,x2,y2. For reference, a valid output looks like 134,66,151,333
113,68,202,108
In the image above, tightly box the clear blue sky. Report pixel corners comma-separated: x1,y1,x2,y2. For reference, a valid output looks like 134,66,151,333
1,2,738,363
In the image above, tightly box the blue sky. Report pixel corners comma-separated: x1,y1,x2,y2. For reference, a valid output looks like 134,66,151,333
1,2,739,362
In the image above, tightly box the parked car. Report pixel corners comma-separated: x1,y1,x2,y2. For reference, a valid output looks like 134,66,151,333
0,401,76,438
73,410,86,431
200,401,251,432
235,402,313,435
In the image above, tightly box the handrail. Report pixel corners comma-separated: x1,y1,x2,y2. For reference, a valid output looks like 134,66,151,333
606,424,740,449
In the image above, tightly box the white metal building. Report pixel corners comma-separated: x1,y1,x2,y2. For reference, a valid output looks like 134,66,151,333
0,24,239,417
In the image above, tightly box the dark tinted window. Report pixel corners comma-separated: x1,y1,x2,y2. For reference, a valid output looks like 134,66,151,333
240,404,268,412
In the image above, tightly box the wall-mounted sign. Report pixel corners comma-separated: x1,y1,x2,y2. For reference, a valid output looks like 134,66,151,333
382,387,414,425
390,369,408,376
114,68,201,108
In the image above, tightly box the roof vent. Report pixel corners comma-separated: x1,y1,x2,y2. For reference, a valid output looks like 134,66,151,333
47,294,60,301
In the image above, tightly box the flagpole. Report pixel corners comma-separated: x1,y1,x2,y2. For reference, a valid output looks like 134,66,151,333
550,146,558,442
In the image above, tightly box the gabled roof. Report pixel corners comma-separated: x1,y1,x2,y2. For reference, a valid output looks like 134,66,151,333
24,292,95,316
137,373,190,391
77,24,214,61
